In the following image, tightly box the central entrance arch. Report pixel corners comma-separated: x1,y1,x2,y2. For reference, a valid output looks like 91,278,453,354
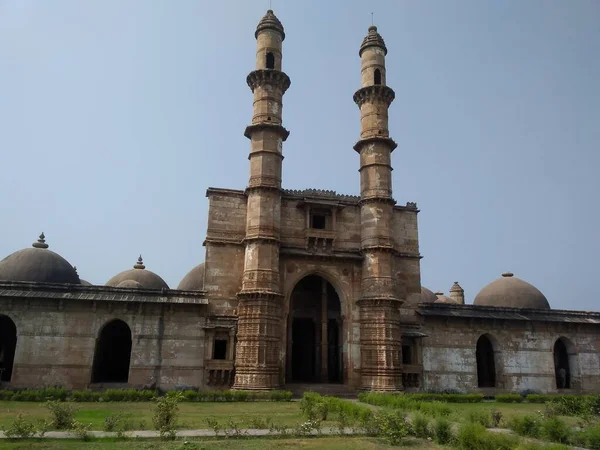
91,319,132,384
286,275,342,383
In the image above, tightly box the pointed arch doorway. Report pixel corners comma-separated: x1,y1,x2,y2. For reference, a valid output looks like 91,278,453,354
286,275,342,383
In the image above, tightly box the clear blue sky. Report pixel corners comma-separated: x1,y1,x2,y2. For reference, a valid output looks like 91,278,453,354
1,1,598,310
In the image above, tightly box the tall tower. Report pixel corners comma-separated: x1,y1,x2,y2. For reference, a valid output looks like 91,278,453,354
232,10,290,390
354,25,403,391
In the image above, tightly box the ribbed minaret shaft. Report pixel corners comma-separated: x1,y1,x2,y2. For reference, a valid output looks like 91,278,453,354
355,25,403,392
233,10,290,390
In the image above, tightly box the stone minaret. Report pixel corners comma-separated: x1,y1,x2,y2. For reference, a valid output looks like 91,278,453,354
354,25,403,391
232,10,290,390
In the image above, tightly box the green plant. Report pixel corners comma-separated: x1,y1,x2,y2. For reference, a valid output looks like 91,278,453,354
495,393,523,403
508,414,541,438
36,419,51,437
336,408,352,435
375,411,408,445
294,419,321,436
411,412,431,438
45,400,77,430
541,416,571,443
457,422,519,450
223,417,246,438
3,412,36,439
71,420,93,441
570,424,600,449
103,412,134,434
152,392,182,440
205,417,221,436
467,409,492,428
433,417,453,445
490,408,503,427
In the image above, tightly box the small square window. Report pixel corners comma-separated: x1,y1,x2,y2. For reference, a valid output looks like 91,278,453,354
402,345,412,365
213,339,227,360
311,214,326,230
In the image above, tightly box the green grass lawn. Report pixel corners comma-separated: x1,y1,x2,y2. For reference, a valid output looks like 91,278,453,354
0,401,309,430
0,436,444,450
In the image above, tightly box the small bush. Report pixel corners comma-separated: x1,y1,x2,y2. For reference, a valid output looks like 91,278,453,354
3,413,36,439
570,424,600,449
375,410,408,445
152,392,182,440
433,417,453,445
490,408,503,427
70,390,101,402
103,412,134,433
467,410,492,428
541,416,571,444
496,393,523,403
508,414,541,438
515,444,570,450
411,412,431,438
45,400,77,430
71,420,93,441
457,422,519,450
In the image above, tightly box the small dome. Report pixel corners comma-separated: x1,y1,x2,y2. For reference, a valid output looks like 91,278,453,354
80,279,93,286
177,263,205,291
420,287,437,303
473,272,550,309
106,255,169,290
0,233,80,284
255,9,285,40
434,292,459,304
359,25,387,56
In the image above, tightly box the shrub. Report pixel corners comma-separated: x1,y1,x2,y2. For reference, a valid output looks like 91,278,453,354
540,416,571,444
411,412,431,438
205,417,221,436
571,424,600,449
417,401,452,417
457,422,519,450
375,410,408,445
70,420,93,441
3,412,36,439
45,400,77,430
508,414,541,438
407,393,484,403
70,390,101,402
496,393,523,403
433,417,453,444
490,408,503,427
103,412,134,433
467,410,492,428
515,444,570,450
152,392,182,440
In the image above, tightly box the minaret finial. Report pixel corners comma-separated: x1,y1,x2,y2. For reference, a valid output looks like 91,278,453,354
371,12,374,25
32,232,49,249
134,255,145,269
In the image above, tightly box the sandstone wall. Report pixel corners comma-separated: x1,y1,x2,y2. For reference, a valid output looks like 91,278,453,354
420,316,600,394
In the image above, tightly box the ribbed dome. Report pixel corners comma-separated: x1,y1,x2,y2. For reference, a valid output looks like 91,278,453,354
0,233,80,284
359,25,387,56
474,272,550,310
106,255,169,290
434,292,459,305
177,263,205,291
255,9,285,40
420,287,437,303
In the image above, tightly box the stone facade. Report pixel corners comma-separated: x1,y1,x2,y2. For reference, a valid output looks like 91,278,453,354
0,9,598,394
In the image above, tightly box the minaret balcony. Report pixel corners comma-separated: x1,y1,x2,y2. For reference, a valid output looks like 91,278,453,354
353,85,395,108
247,69,291,94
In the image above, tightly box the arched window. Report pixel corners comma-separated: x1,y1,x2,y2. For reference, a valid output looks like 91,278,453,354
554,338,571,389
0,315,17,382
374,68,382,85
266,52,275,69
91,319,132,383
476,335,496,388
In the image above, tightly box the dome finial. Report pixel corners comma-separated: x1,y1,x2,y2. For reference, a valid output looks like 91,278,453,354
359,23,387,56
32,232,49,249
134,255,145,270
502,272,514,278
255,8,285,40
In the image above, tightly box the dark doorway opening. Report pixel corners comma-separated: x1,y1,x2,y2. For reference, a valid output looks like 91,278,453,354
266,52,275,69
476,335,496,388
288,275,342,383
374,68,382,85
0,316,17,382
91,320,132,383
291,318,315,381
214,339,227,360
554,339,571,389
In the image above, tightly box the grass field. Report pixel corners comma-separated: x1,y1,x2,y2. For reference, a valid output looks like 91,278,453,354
0,436,444,450
0,401,309,430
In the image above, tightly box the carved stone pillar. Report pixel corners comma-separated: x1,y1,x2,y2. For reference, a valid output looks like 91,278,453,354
320,278,328,382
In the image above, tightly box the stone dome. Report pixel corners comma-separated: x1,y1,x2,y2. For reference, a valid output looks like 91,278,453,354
255,9,285,40
106,256,169,290
0,233,80,284
420,287,437,303
177,263,205,291
359,25,387,56
473,272,550,310
80,279,93,286
434,292,459,305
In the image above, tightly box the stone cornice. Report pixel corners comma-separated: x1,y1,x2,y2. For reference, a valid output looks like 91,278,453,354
358,197,397,207
244,123,290,141
279,246,364,261
354,136,398,153
247,69,291,94
237,290,284,301
283,189,360,204
353,85,395,108
205,187,246,199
